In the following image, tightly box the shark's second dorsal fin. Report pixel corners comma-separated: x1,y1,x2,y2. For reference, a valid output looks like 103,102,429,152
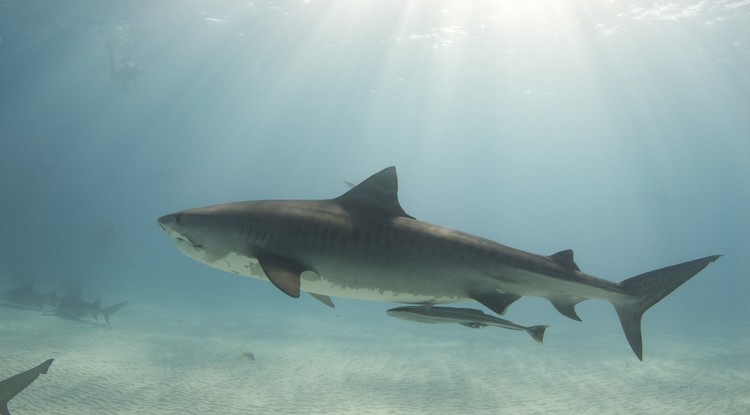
336,166,415,219
550,249,580,271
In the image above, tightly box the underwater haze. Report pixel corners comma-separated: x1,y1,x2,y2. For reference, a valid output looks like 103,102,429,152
1,0,749,414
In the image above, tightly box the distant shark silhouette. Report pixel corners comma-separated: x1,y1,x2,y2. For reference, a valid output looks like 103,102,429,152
158,166,720,360
388,306,548,344
239,349,255,361
1,283,59,308
54,287,127,324
0,359,53,415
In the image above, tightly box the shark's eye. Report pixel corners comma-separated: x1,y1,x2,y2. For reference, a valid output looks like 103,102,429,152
175,215,181,224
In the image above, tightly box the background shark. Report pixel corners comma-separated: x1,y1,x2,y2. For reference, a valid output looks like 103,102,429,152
158,166,719,360
54,287,127,324
0,359,53,415
1,283,59,309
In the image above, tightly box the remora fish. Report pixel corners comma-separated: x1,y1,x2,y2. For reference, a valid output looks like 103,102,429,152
55,288,127,324
388,306,548,344
157,166,719,359
0,359,53,415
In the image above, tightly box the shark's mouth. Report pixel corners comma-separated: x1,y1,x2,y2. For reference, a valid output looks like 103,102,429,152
174,237,205,258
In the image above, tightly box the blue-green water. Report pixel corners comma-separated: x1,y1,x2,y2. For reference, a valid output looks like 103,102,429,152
1,1,749,414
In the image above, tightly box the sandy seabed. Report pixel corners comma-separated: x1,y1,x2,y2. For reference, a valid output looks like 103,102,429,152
2,300,749,415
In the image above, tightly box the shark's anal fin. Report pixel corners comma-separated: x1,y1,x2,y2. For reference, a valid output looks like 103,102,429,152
256,252,305,298
470,292,521,315
308,293,335,308
550,297,584,321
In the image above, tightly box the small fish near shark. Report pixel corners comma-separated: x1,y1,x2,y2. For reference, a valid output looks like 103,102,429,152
158,166,720,360
53,287,127,324
0,359,53,415
388,306,548,344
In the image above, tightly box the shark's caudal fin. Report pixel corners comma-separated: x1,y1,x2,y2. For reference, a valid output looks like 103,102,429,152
527,325,549,345
613,255,720,360
103,301,128,324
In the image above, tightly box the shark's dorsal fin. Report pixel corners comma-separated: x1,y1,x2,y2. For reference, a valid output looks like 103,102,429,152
336,166,415,219
550,249,580,271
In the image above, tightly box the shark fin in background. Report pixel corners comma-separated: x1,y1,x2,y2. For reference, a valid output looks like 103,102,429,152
103,301,128,324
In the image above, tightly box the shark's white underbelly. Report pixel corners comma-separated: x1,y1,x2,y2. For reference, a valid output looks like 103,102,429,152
177,241,624,305
190,249,467,304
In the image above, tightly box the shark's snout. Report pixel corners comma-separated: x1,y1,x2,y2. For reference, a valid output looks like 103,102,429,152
157,213,204,253
157,214,176,230
158,213,186,236
157,213,185,241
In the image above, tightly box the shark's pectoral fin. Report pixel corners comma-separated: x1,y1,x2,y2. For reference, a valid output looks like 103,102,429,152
550,297,584,321
470,292,521,315
256,252,306,298
308,293,335,308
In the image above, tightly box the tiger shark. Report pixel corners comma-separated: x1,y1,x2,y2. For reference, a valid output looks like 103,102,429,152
0,359,53,415
158,166,719,360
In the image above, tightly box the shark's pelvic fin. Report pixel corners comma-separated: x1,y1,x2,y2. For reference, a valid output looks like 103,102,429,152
308,293,335,308
256,252,305,298
614,255,721,360
335,166,415,219
470,292,521,315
